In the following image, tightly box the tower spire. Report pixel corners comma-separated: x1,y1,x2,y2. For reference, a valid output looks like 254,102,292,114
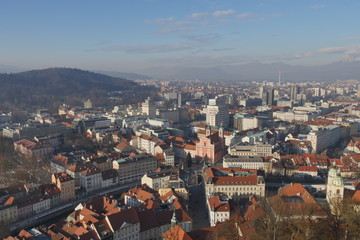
278,70,281,86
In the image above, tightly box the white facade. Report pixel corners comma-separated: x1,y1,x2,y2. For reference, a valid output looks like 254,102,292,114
326,167,344,205
307,125,343,153
142,97,157,118
223,155,270,172
32,198,51,214
205,98,229,127
79,171,103,193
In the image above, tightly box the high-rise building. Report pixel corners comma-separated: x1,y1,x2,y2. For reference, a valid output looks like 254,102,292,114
177,93,182,107
142,97,156,118
290,85,300,101
259,86,264,99
266,88,274,106
205,97,229,127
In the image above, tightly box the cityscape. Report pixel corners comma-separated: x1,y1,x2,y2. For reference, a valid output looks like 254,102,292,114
1,1,360,240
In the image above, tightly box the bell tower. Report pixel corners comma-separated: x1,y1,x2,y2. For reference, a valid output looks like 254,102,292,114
326,162,344,208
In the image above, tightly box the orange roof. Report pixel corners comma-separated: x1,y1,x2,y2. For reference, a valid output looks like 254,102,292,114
298,166,318,172
352,190,360,203
163,225,193,240
3,196,15,205
207,196,230,212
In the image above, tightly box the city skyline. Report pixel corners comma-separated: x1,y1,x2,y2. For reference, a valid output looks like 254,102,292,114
1,0,360,74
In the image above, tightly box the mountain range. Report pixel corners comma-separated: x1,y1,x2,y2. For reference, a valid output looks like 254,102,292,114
1,61,360,82
137,61,360,82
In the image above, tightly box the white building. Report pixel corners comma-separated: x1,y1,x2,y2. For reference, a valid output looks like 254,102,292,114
141,171,184,190
204,97,229,127
233,113,259,131
113,154,158,184
228,143,272,157
223,155,270,173
207,195,230,226
79,166,103,193
204,167,265,199
142,97,157,118
326,165,344,208
307,125,344,153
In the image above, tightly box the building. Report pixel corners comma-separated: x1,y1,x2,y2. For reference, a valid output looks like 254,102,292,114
228,143,272,157
83,99,92,109
141,171,184,190
233,113,259,131
264,88,274,106
204,97,229,127
307,125,344,153
0,200,18,224
14,138,53,159
326,164,344,207
195,127,225,164
142,97,157,118
204,167,265,199
112,154,158,184
51,172,76,202
101,169,119,188
266,183,327,220
79,165,102,193
290,85,300,101
223,155,271,173
207,195,230,226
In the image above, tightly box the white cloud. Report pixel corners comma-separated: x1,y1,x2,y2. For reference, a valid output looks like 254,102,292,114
212,9,236,18
191,12,208,19
237,12,256,19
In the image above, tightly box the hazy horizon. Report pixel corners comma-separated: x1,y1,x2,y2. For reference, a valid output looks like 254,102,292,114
1,0,360,74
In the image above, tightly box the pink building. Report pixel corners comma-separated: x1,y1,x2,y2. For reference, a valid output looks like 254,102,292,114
196,127,225,164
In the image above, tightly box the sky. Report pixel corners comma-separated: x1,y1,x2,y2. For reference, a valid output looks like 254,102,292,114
1,0,360,73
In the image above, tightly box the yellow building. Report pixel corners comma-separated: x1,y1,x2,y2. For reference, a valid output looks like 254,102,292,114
52,172,76,203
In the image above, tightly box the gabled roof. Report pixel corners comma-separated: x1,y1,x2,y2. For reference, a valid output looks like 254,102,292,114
163,225,193,240
207,196,230,212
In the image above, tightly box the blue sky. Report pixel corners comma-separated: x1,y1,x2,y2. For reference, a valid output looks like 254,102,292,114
1,0,360,72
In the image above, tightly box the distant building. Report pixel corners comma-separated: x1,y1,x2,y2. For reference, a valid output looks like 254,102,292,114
204,97,229,127
233,113,259,131
228,143,272,157
290,85,300,101
83,99,92,109
14,138,53,159
142,97,157,118
223,155,271,173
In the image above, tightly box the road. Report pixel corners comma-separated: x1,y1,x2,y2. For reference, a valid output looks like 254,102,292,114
188,174,209,230
10,181,139,232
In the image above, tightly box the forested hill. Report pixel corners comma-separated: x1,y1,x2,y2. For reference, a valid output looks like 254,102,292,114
0,68,141,111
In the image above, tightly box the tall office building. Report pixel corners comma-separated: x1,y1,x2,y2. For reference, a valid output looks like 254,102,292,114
290,85,300,101
259,86,264,99
205,97,229,127
266,88,274,106
142,97,157,118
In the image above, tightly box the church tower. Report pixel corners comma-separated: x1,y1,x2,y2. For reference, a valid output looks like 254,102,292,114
326,163,344,207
